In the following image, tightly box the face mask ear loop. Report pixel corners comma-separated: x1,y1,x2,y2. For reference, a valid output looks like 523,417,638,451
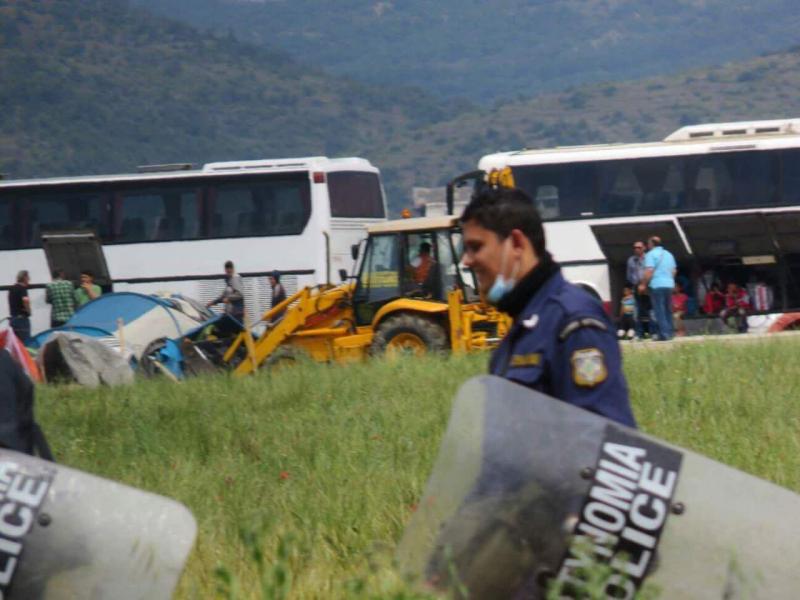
503,234,522,285
508,248,521,284
497,237,510,282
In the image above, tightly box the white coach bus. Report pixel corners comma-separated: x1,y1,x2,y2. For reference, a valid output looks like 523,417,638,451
451,118,800,330
0,156,386,334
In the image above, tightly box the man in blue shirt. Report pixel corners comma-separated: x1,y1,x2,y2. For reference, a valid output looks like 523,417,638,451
640,236,677,341
460,186,636,427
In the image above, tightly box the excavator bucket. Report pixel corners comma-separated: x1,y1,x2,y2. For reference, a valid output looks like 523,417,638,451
0,450,196,599
397,376,800,599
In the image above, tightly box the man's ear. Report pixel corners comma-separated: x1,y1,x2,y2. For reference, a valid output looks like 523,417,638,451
508,228,532,257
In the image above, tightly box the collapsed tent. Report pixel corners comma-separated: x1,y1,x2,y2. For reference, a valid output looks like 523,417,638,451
28,292,213,360
38,332,134,387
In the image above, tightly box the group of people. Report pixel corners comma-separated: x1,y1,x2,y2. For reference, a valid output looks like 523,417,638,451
700,280,752,333
7,269,102,342
6,260,288,344
622,238,756,340
205,261,287,324
622,236,679,341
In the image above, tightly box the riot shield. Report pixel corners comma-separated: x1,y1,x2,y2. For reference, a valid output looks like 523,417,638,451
0,450,196,599
397,375,800,599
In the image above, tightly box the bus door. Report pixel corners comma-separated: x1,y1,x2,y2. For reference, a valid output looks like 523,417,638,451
590,221,688,313
41,231,113,293
678,212,800,312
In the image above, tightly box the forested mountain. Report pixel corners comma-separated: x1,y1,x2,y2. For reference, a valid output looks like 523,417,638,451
368,47,800,204
4,0,800,214
0,0,465,190
131,0,800,103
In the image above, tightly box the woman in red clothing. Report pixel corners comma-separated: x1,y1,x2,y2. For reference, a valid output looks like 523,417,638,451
702,282,724,315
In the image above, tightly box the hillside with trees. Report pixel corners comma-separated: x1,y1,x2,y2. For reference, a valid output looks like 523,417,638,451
4,0,800,213
131,0,800,103
0,0,465,190
368,47,800,204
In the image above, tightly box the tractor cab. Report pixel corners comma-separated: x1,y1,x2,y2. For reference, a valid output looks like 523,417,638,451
352,216,478,325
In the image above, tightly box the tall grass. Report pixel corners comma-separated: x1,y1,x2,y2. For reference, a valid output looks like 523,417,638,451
35,339,800,598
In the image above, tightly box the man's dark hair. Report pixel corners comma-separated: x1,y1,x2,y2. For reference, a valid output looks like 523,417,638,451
80,269,94,278
224,260,234,270
419,242,432,254
649,236,662,247
270,270,281,283
53,269,65,279
459,186,546,256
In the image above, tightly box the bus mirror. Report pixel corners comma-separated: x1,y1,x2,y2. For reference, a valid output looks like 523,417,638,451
338,268,348,283
351,244,359,261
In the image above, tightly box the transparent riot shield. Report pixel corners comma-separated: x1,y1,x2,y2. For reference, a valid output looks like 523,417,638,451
0,450,196,599
397,375,800,599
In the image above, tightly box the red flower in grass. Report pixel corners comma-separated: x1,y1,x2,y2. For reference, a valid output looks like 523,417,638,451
279,471,290,481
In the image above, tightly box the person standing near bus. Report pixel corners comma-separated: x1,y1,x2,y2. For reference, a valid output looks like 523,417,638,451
45,269,75,328
268,271,286,309
207,260,245,323
626,240,650,339
639,236,677,341
7,271,31,343
74,270,102,307
460,186,636,427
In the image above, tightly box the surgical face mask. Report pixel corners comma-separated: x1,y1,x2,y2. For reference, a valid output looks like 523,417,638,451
487,239,520,305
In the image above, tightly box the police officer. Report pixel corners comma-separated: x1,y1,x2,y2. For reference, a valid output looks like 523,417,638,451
460,185,636,427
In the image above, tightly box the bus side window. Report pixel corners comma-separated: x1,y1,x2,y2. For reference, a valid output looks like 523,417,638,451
782,149,800,204
534,185,560,219
0,198,13,249
632,157,683,214
23,192,106,247
692,159,732,209
599,162,641,215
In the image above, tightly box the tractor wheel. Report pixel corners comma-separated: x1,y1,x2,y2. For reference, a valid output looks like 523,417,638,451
371,314,447,357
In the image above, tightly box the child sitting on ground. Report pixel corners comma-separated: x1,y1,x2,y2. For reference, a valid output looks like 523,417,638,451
617,286,637,340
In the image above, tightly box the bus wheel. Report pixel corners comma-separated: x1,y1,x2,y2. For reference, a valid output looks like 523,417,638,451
371,314,447,357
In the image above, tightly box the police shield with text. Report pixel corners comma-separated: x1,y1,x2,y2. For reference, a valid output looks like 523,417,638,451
397,376,800,598
0,449,196,598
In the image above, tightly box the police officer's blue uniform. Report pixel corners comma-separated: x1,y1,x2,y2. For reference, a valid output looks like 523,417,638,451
490,269,637,427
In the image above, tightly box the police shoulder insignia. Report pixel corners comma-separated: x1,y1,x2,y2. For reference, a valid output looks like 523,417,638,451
509,352,542,368
571,347,608,387
558,318,607,342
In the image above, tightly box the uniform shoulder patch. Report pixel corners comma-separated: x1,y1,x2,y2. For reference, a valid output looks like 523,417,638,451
558,317,608,342
571,347,608,387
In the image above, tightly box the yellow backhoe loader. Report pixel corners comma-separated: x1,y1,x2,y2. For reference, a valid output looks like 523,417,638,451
223,215,509,375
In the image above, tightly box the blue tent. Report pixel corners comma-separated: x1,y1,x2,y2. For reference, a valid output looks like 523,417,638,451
28,292,210,358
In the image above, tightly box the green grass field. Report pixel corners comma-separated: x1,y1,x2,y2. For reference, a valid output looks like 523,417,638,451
36,338,800,598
